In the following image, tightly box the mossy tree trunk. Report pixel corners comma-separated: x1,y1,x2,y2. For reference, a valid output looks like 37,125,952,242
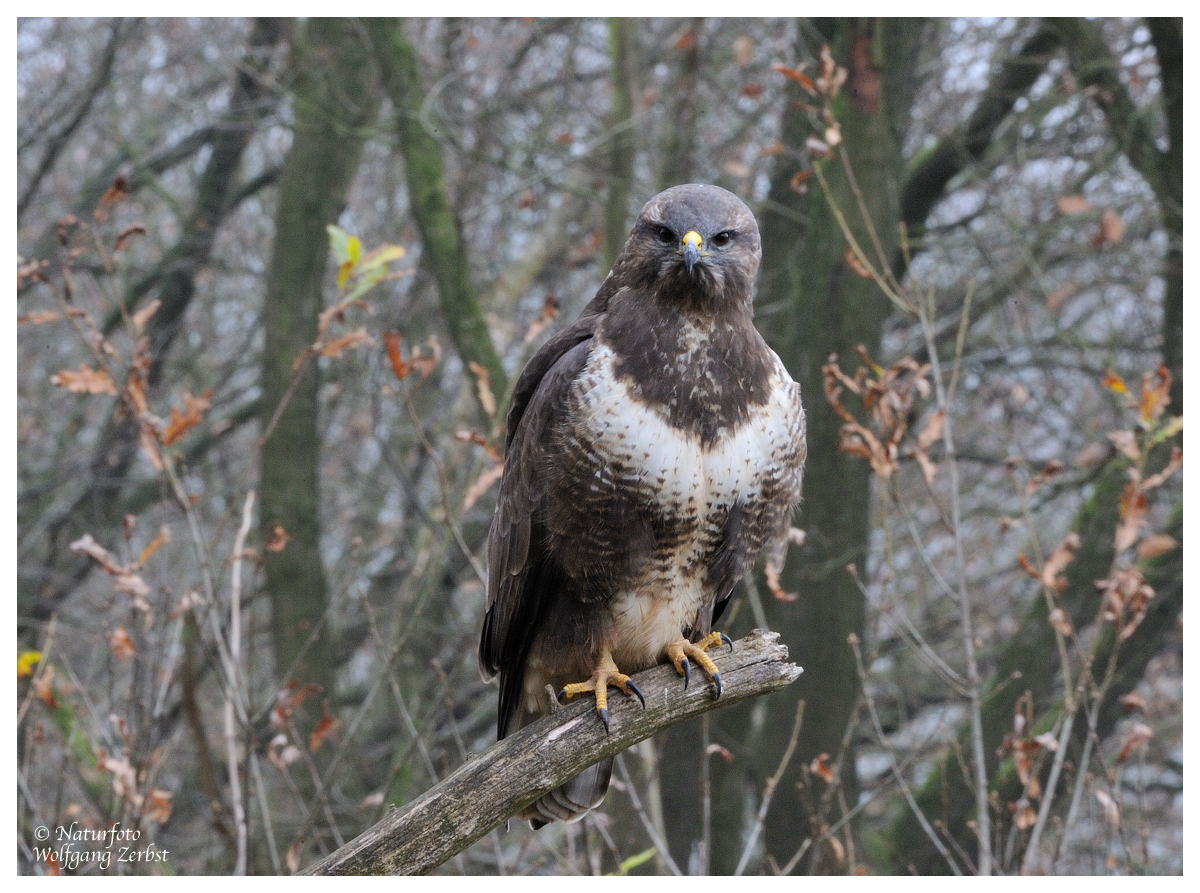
260,18,382,698
713,18,926,873
879,17,1183,873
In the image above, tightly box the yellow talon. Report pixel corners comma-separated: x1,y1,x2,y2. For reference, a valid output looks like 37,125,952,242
557,649,645,732
664,632,733,698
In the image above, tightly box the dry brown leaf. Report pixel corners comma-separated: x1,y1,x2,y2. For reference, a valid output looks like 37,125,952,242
1092,208,1126,246
1116,722,1153,764
705,743,735,763
1094,788,1120,826
309,703,341,753
131,298,161,334
33,664,58,709
1048,607,1074,637
772,63,817,94
523,295,560,344
1137,533,1178,559
51,364,118,396
463,462,504,511
1115,482,1148,551
144,788,174,824
383,331,410,379
138,525,170,566
266,524,291,553
1118,692,1147,713
468,361,497,417
286,839,302,874
1056,194,1092,215
94,175,129,222
764,563,798,602
70,534,124,575
17,310,60,325
1142,445,1182,491
1041,532,1081,590
844,248,873,279
319,327,374,358
114,223,147,252
109,626,137,662
1013,803,1038,830
271,682,323,729
1107,430,1140,463
810,753,836,784
163,390,213,445
411,335,442,379
1139,365,1171,424
1074,441,1109,467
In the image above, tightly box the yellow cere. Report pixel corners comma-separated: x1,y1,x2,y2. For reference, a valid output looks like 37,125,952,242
681,230,703,249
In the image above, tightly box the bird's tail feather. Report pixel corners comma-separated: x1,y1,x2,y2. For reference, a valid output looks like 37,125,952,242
520,757,613,829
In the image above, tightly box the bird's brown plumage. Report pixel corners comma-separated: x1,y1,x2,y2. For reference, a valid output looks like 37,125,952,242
479,184,806,826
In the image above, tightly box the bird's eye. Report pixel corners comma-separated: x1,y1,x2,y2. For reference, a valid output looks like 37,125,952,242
712,230,736,248
653,224,675,245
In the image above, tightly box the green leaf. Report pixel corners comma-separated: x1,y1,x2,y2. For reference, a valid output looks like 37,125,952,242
327,225,364,290
607,847,656,876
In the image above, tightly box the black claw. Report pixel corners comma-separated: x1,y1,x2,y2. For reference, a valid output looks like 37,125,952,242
598,707,610,734
720,632,734,653
681,656,691,690
712,672,723,699
626,679,646,709
556,688,568,704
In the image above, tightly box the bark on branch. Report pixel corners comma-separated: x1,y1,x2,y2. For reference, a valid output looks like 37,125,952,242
303,629,802,876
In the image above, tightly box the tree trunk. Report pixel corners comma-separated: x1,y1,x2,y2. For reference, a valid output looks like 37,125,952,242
750,17,925,872
879,17,1184,872
367,19,507,422
260,18,381,696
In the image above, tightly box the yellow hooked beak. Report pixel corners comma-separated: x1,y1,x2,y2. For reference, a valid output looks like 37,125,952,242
681,230,704,274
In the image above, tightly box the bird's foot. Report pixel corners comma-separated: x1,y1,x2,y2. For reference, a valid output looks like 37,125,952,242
557,649,645,733
664,631,734,698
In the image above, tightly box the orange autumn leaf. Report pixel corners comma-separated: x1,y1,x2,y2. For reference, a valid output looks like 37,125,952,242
772,63,817,94
109,626,136,662
266,524,291,553
319,328,374,358
51,364,118,396
810,753,836,784
17,310,60,325
523,295,560,345
468,361,497,417
137,525,171,566
163,390,213,445
309,703,341,753
1115,722,1153,764
144,788,174,824
131,298,161,334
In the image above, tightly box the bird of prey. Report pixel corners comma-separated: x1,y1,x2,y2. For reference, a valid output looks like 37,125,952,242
479,184,806,828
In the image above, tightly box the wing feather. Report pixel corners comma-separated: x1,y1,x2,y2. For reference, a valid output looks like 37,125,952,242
479,316,598,737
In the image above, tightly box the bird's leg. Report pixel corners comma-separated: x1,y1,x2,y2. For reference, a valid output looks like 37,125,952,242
664,631,734,698
557,648,645,733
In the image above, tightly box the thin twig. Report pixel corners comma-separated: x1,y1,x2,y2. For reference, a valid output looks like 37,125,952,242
734,698,805,875
225,490,254,875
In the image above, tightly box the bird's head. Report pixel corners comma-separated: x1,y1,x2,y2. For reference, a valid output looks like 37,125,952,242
614,184,762,312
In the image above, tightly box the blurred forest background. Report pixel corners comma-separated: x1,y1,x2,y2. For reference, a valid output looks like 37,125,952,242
16,17,1182,876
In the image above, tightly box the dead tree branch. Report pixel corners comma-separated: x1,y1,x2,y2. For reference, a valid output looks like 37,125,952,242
303,629,802,876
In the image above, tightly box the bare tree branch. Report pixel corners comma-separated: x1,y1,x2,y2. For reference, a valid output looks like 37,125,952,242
303,630,802,876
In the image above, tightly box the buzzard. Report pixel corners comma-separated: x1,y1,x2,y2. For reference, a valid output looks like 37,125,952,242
479,184,806,828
